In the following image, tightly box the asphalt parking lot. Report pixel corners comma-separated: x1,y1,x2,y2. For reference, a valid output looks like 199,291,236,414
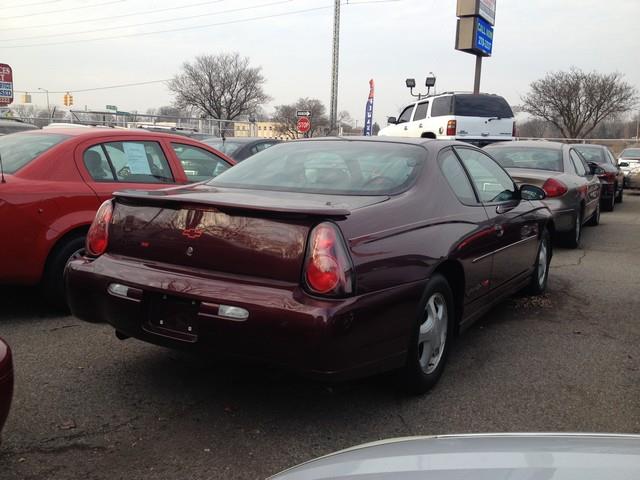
1,193,639,480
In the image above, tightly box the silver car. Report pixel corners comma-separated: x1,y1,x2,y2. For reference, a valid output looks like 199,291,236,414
270,433,640,479
618,147,640,188
485,141,601,249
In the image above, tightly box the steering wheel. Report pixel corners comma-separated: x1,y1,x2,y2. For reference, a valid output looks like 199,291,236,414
363,175,396,188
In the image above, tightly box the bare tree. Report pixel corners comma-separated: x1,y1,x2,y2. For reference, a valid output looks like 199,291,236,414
271,98,329,138
168,53,270,121
521,68,638,139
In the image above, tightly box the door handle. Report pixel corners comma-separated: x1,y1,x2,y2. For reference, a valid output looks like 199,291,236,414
418,124,423,128
404,126,408,130
494,225,504,237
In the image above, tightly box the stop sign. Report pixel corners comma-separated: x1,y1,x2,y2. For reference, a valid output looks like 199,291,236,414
297,116,311,133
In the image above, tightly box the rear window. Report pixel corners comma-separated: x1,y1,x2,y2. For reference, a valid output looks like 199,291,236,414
203,140,242,156
453,94,513,118
208,141,424,195
573,146,606,164
621,148,640,158
485,146,563,172
0,133,69,174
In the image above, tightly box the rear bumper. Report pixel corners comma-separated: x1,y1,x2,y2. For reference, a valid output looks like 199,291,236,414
542,200,575,232
66,255,423,380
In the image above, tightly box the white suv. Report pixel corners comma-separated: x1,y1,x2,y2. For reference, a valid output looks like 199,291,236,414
378,92,515,145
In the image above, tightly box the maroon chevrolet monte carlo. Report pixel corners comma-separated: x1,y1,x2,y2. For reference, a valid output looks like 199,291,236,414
66,138,553,393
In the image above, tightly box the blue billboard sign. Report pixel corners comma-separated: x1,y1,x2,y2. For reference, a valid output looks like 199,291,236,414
474,16,493,56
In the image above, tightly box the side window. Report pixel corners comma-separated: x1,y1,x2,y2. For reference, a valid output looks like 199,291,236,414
83,145,115,181
397,105,414,124
413,102,429,121
431,96,453,117
438,148,477,204
455,147,516,203
171,143,230,182
103,141,173,183
569,150,587,176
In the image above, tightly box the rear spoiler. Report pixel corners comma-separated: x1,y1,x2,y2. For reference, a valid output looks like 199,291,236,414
113,189,352,217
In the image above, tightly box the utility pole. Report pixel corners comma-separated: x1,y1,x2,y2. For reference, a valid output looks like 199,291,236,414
329,0,340,135
38,87,51,120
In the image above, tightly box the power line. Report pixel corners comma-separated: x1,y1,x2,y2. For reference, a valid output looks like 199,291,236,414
4,0,125,20
4,0,293,42
1,0,225,32
4,0,400,49
4,0,63,9
15,79,171,95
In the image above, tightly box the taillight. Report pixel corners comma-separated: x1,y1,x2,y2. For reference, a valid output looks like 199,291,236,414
446,120,456,136
599,172,616,183
86,200,113,256
542,178,568,198
303,222,354,297
512,121,517,137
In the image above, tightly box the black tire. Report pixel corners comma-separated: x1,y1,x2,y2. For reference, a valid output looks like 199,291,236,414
561,210,582,249
398,274,454,394
616,185,623,203
586,201,600,226
526,229,551,295
42,234,86,310
602,192,615,212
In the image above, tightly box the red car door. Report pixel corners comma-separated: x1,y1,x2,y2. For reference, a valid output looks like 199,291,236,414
74,135,187,203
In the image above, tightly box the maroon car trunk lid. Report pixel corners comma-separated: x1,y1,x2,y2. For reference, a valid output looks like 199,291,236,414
108,186,387,282
506,168,563,188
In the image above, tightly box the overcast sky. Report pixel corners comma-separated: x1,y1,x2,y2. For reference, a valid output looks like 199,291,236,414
2,0,639,126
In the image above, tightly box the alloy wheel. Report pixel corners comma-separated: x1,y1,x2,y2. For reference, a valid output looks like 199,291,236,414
418,292,448,374
537,239,548,287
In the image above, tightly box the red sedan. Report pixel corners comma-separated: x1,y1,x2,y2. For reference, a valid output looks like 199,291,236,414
0,338,13,443
0,128,234,306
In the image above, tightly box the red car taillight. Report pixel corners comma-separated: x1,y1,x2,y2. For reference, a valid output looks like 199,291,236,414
542,178,568,198
86,200,113,256
446,120,457,136
598,172,616,183
512,121,517,137
303,222,354,297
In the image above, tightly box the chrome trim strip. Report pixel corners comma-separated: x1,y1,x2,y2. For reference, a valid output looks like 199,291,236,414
472,235,538,264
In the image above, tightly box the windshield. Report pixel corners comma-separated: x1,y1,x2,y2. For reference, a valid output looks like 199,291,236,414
203,139,243,156
573,146,605,163
620,148,640,158
208,140,425,195
0,133,69,174
485,146,563,172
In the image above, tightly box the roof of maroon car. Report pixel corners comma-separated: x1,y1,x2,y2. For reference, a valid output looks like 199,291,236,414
19,127,199,142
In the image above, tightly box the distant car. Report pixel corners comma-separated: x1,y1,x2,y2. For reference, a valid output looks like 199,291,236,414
573,144,624,210
67,138,553,393
618,147,640,188
202,137,281,161
0,128,234,306
485,141,601,248
0,118,38,135
269,433,640,480
378,92,515,145
0,338,13,444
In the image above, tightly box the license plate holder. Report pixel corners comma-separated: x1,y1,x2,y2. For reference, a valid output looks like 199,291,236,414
145,294,199,342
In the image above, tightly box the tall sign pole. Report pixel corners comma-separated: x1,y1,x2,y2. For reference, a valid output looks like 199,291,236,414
363,79,375,136
329,0,340,135
455,0,496,94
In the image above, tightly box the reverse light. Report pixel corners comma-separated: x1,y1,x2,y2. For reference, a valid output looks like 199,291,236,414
303,223,354,297
542,178,568,198
86,200,113,256
446,120,457,136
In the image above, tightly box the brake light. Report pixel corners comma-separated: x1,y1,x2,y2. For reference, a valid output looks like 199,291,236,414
599,172,616,183
542,178,568,198
86,200,113,256
303,223,354,297
446,120,456,136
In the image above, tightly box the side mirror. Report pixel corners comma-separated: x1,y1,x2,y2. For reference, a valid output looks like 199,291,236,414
387,116,397,125
619,161,629,167
519,184,546,201
588,162,605,175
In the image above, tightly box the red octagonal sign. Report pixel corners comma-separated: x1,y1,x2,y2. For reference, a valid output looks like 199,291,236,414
297,116,311,133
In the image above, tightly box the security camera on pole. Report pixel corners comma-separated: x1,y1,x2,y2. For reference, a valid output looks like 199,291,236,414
455,0,496,94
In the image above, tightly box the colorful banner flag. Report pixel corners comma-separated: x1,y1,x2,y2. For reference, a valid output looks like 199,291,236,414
363,79,374,136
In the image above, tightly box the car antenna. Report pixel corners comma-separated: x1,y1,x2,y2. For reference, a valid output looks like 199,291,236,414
0,152,5,183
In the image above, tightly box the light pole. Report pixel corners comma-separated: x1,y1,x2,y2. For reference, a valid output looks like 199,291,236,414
405,73,437,100
329,0,340,135
38,87,51,120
